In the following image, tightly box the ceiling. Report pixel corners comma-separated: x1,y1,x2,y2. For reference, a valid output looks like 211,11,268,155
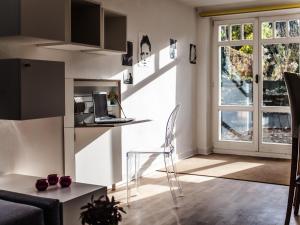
178,0,300,11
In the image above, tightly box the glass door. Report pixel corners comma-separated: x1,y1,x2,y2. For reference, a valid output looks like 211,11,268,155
214,19,259,152
214,15,300,154
259,15,300,154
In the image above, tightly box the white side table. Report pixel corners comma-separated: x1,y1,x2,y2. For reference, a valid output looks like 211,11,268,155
0,174,107,225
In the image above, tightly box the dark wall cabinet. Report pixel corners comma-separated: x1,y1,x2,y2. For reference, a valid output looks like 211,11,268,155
0,0,66,44
0,59,65,120
0,0,127,54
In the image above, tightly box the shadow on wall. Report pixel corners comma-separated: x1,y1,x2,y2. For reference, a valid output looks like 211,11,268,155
75,44,181,185
0,117,64,176
114,44,179,176
0,121,20,174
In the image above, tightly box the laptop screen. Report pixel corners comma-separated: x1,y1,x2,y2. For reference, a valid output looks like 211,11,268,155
93,93,108,118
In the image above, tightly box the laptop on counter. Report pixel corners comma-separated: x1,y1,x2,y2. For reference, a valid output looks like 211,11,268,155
93,92,134,124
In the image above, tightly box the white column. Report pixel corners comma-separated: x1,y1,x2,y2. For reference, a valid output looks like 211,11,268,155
196,17,213,154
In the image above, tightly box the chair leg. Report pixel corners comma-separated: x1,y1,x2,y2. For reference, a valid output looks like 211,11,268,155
126,153,130,205
285,137,298,225
294,184,300,216
164,154,177,205
135,154,139,193
170,154,183,196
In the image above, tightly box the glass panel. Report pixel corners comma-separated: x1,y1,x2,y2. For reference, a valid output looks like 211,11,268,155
262,22,273,39
219,25,229,42
243,23,254,40
231,25,241,41
289,20,300,37
220,111,253,142
262,44,299,106
275,21,287,38
262,112,292,144
220,46,253,106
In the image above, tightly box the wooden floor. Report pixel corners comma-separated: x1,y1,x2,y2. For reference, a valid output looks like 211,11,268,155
160,154,291,186
110,171,300,225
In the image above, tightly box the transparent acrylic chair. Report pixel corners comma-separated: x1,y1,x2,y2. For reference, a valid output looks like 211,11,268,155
126,105,183,205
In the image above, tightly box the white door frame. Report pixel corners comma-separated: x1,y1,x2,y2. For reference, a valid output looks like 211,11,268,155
212,18,259,152
213,14,300,155
258,14,300,155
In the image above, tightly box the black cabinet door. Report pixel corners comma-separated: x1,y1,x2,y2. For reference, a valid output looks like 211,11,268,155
20,59,65,120
0,59,21,120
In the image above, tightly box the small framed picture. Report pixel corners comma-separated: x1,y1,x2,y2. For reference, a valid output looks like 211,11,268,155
189,44,197,64
139,33,152,66
170,39,177,59
123,70,133,85
122,41,133,66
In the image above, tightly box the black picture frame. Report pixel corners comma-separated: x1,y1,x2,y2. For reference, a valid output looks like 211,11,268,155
122,41,133,66
170,39,177,59
123,70,133,85
189,44,197,64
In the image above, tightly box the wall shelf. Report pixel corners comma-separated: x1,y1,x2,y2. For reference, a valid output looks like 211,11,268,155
39,0,102,51
84,9,127,55
40,42,100,51
0,0,66,44
74,79,121,127
38,1,127,54
0,0,127,54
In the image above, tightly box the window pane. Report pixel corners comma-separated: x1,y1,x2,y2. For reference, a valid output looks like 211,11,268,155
275,21,287,38
243,23,254,40
220,111,253,142
219,25,229,41
262,22,273,39
262,44,299,106
262,112,292,144
289,20,300,37
231,25,241,41
220,46,253,106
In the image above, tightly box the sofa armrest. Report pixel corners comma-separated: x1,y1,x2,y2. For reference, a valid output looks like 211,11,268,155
0,190,60,225
0,199,44,225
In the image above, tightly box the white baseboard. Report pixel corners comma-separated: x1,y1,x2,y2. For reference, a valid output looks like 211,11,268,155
213,148,291,159
177,148,197,160
197,147,213,155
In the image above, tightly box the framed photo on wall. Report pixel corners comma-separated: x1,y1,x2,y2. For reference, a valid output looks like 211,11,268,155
123,69,133,85
189,44,197,64
170,39,177,59
122,41,133,66
138,33,152,66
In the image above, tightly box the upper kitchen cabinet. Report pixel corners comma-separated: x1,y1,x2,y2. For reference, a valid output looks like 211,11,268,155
86,9,127,55
40,0,102,51
0,0,66,44
0,0,127,53
0,59,65,120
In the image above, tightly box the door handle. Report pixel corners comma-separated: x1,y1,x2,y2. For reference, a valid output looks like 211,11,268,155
255,74,259,84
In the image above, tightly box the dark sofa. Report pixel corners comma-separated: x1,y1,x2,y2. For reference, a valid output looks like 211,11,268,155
0,199,44,225
0,190,61,225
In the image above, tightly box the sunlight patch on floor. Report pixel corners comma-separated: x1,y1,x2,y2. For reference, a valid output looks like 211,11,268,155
173,158,227,171
177,174,215,183
110,183,171,203
197,162,264,176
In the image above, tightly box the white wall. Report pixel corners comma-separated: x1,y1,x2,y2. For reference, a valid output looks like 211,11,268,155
196,17,213,154
0,0,198,180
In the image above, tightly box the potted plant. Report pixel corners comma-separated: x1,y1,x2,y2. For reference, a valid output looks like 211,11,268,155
80,195,126,225
108,90,118,105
